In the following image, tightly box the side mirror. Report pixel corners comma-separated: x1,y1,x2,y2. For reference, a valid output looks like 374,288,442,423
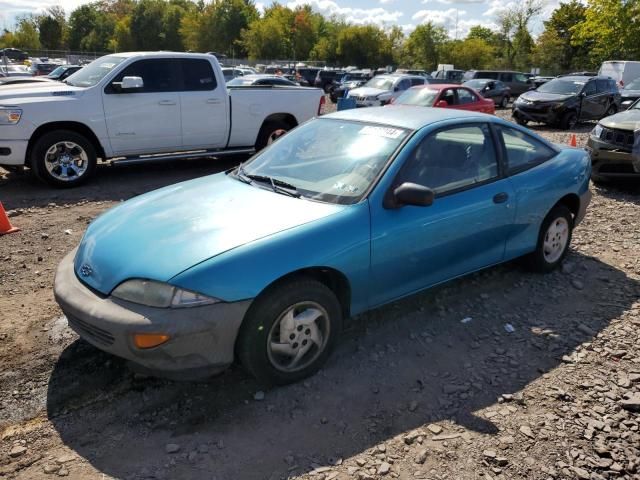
435,100,449,108
393,182,434,207
118,76,144,91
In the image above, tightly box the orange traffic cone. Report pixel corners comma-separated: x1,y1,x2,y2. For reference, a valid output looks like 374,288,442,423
0,202,19,235
569,134,577,147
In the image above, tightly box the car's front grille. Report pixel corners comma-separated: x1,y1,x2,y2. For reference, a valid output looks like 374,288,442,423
600,127,636,151
67,314,115,346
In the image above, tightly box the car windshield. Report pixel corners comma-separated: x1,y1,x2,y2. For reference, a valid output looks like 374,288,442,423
237,119,410,205
624,78,640,90
365,77,394,90
537,79,584,94
394,88,439,107
64,55,126,87
48,66,67,77
464,79,488,89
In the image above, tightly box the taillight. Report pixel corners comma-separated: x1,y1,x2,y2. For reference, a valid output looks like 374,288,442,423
318,95,326,115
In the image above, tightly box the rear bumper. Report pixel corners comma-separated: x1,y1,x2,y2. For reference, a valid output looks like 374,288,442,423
0,139,28,166
54,249,252,379
586,135,640,178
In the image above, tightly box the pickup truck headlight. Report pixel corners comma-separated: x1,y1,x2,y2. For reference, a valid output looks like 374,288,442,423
592,123,603,138
0,107,22,125
112,279,220,308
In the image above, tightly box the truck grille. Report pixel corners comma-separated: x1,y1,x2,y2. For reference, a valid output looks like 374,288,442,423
600,127,636,151
67,314,115,346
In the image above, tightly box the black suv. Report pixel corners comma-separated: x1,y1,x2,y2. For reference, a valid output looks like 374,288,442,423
296,68,320,87
314,70,343,92
513,76,621,129
0,48,29,61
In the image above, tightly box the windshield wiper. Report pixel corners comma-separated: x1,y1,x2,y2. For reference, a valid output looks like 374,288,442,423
235,166,301,198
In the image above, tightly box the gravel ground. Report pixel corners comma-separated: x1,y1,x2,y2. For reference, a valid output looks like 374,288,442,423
0,102,639,480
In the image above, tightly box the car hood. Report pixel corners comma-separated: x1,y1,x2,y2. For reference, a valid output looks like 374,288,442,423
349,87,388,97
519,91,573,103
74,173,345,295
0,83,85,102
600,109,640,130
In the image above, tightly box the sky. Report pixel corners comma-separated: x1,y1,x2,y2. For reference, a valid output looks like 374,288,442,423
0,0,562,38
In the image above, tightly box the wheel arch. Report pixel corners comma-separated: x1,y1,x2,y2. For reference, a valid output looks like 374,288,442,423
27,121,106,166
554,193,580,221
261,113,298,130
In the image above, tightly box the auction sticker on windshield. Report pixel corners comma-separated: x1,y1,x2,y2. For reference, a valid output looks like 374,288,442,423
359,126,404,139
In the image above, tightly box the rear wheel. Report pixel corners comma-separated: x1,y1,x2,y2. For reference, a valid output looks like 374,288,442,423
500,96,509,109
255,120,292,151
525,204,573,273
31,130,97,188
237,279,342,386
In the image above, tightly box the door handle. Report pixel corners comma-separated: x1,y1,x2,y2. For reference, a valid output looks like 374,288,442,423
493,192,509,204
158,100,176,106
207,98,222,104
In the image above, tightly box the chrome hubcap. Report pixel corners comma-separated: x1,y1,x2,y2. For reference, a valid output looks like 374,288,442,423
267,302,329,372
543,217,569,263
44,141,88,181
267,129,287,145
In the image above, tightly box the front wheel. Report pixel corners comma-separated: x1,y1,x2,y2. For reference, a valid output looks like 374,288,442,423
237,279,342,386
560,111,578,129
31,130,97,188
604,104,617,117
500,96,509,109
515,115,528,126
525,204,573,273
255,120,292,151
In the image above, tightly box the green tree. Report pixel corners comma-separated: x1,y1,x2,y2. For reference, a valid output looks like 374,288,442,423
401,22,448,70
13,17,41,50
38,6,67,50
572,0,640,67
442,37,495,70
130,0,165,50
336,24,392,67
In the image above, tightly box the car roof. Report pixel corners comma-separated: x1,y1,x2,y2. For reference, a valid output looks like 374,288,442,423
375,74,425,80
417,83,461,90
556,75,607,82
325,105,489,130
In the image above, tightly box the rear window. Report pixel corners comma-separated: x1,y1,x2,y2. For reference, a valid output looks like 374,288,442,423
181,59,216,91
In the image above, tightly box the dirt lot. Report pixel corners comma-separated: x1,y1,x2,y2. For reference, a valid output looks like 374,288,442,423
1,105,639,480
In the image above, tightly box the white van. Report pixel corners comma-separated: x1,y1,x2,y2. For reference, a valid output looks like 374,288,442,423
598,61,640,87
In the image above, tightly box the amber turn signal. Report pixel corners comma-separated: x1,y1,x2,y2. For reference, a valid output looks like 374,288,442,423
133,333,170,349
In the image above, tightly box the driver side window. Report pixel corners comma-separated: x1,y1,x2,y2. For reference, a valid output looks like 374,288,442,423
583,81,597,96
106,59,180,94
396,124,498,195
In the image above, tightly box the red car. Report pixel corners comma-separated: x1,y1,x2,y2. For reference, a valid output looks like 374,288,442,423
392,84,495,114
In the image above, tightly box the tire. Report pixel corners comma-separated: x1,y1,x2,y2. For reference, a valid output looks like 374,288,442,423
525,204,573,273
237,279,342,386
31,130,97,188
560,111,578,130
255,120,292,151
500,96,509,109
515,115,528,126
604,104,617,117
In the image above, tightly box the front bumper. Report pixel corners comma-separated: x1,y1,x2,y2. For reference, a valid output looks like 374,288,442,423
54,250,252,379
0,139,28,166
512,105,559,124
586,135,640,178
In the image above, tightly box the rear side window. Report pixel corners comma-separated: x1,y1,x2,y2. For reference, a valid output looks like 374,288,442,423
410,77,424,86
456,88,477,104
498,126,555,174
514,73,528,83
500,72,513,82
181,59,216,91
483,72,499,80
107,59,180,93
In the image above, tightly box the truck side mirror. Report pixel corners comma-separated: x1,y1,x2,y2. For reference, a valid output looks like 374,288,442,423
118,76,144,91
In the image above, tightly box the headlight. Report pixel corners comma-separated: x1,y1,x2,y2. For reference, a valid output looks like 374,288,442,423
0,107,22,125
593,124,603,138
111,279,220,308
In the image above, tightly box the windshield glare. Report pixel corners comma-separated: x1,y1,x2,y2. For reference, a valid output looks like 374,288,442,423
239,119,409,204
48,66,66,77
64,55,126,87
365,77,394,90
395,88,439,107
537,79,584,94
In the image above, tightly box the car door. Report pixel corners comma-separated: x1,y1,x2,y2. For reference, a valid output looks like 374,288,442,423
179,58,228,150
579,80,603,119
369,123,516,307
103,58,182,155
454,88,486,112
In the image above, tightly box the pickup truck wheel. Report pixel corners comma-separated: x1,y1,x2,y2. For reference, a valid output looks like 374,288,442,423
525,204,573,273
237,279,342,386
31,130,97,188
255,120,291,151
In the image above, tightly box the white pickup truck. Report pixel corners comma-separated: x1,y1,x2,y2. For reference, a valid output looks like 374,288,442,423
0,52,325,187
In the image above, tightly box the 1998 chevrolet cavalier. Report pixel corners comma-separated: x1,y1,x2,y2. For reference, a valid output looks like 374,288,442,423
54,107,591,385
